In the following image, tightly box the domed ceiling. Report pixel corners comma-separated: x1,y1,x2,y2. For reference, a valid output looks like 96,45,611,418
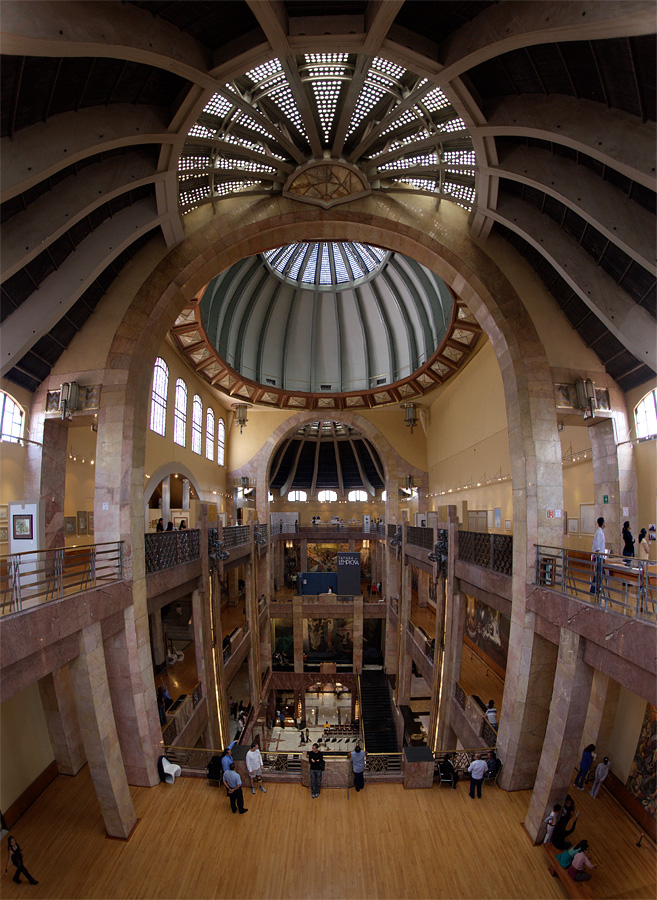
171,241,483,410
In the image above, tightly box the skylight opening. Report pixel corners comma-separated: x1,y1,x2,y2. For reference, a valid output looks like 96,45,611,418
422,87,450,113
264,242,388,289
397,178,438,193
203,93,233,118
301,244,320,283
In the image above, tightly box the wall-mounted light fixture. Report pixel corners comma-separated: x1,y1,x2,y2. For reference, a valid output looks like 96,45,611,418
232,403,251,433
400,402,418,434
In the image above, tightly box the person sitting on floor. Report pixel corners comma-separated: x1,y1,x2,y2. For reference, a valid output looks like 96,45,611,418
567,839,596,882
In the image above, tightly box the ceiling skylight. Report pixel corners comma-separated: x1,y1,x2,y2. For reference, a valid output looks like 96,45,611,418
263,241,389,290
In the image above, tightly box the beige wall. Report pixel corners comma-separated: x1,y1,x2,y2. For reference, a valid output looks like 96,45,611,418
607,685,647,785
625,377,657,560
0,682,54,811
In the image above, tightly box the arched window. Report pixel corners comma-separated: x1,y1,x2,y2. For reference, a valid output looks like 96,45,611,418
348,490,367,502
173,379,187,446
381,490,387,502
635,389,657,440
288,490,307,502
206,408,215,461
0,392,24,443
191,395,202,454
317,490,337,502
150,357,168,435
217,418,225,465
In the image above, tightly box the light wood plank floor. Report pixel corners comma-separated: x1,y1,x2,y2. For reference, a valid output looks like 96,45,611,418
2,766,654,899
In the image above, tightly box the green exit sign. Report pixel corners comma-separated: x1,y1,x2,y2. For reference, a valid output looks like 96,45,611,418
603,495,609,504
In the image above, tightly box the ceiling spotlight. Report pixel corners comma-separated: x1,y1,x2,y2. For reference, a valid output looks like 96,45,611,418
232,403,251,434
401,402,418,433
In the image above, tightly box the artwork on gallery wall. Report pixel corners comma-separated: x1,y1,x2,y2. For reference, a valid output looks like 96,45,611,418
77,511,88,536
504,520,511,532
64,517,76,536
465,594,510,673
173,515,188,529
303,617,354,662
626,703,656,820
0,505,7,523
0,526,8,543
579,503,595,535
88,512,94,535
567,518,579,534
13,514,33,540
494,508,501,529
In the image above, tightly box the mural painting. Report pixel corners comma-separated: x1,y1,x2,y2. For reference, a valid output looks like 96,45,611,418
271,618,293,667
464,594,510,673
626,703,656,819
307,543,348,571
303,618,353,662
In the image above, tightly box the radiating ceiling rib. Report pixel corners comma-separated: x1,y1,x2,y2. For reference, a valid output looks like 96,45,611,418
386,257,435,351
234,268,271,376
348,438,375,497
405,257,452,337
333,430,344,496
281,285,301,392
279,439,305,497
310,441,320,497
366,130,470,169
216,256,263,362
269,436,293,485
363,439,385,485
351,287,371,389
257,279,284,385
492,196,657,369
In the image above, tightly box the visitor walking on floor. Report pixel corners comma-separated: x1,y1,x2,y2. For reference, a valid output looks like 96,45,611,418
468,753,488,799
350,745,366,792
308,743,324,798
5,837,38,884
246,741,267,796
589,757,610,798
574,744,596,790
223,764,248,814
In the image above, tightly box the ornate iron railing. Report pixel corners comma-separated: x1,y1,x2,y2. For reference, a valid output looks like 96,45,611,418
406,526,434,550
222,525,251,549
145,529,200,574
458,531,512,575
535,545,656,624
433,747,495,776
365,752,403,774
0,542,123,615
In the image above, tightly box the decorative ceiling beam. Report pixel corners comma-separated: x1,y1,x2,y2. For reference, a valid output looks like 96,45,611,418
310,441,321,497
366,129,470,168
349,438,375,497
278,439,305,496
334,432,344,496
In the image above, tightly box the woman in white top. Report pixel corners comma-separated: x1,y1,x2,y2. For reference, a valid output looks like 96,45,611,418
638,528,649,559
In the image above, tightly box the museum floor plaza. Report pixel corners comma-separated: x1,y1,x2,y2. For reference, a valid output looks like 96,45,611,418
1,766,654,900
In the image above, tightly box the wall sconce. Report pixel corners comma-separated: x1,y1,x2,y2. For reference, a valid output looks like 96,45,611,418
232,403,251,433
59,381,80,420
575,378,596,419
401,402,418,433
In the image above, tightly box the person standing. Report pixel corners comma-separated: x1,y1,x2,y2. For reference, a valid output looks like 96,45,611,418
4,836,38,884
468,753,488,799
638,528,649,559
350,745,366,792
221,740,237,776
308,743,324,798
156,518,164,532
543,803,562,844
223,764,248,814
552,796,579,850
574,744,596,790
589,756,610,798
590,517,605,593
485,700,498,728
246,741,267,795
622,521,635,566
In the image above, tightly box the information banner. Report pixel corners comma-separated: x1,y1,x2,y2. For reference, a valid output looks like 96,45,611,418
337,551,361,596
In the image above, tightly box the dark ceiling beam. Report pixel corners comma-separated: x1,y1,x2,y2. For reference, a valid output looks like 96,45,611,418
278,440,305,497
333,430,344,496
490,196,657,370
366,129,470,168
184,137,295,173
348,438,375,497
245,0,324,158
310,441,321,497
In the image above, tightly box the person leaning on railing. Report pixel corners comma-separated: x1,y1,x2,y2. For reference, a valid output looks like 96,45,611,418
590,517,606,594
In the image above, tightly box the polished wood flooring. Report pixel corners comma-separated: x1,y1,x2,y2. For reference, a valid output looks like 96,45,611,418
2,764,654,900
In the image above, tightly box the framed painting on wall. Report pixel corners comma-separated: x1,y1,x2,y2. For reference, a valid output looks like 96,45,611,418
13,514,33,540
77,511,88,536
0,526,8,543
88,512,94,535
567,518,579,534
173,515,188,530
494,508,501,529
64,517,76,536
504,520,511,532
0,505,7,523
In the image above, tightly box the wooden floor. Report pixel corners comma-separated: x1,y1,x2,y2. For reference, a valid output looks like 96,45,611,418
2,766,654,900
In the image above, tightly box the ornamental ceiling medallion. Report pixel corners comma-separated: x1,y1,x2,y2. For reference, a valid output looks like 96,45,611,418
283,160,370,209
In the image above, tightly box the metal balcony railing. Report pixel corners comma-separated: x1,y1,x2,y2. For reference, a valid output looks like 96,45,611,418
1,542,123,615
458,531,513,576
145,529,200,574
535,545,656,624
406,526,434,550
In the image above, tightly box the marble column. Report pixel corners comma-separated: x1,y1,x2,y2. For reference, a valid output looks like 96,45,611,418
69,622,137,839
103,608,160,786
434,521,462,749
582,670,620,754
293,596,304,674
161,475,171,530
24,417,68,550
353,597,363,673
497,614,559,790
524,627,594,842
150,611,166,670
589,418,637,556
182,478,190,511
260,608,272,674
245,553,261,709
38,666,86,776
397,553,412,707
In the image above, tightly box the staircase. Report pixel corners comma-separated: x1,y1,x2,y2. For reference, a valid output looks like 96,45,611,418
360,671,399,753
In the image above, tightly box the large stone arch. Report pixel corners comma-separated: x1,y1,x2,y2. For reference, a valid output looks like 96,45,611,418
227,408,429,525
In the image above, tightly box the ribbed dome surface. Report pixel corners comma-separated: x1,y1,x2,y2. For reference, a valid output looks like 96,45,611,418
200,245,454,394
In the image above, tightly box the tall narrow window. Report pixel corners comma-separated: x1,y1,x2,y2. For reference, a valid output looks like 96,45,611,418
0,392,24,443
206,408,215,461
635,389,657,440
173,379,188,446
150,357,168,435
191,395,202,454
217,417,225,465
